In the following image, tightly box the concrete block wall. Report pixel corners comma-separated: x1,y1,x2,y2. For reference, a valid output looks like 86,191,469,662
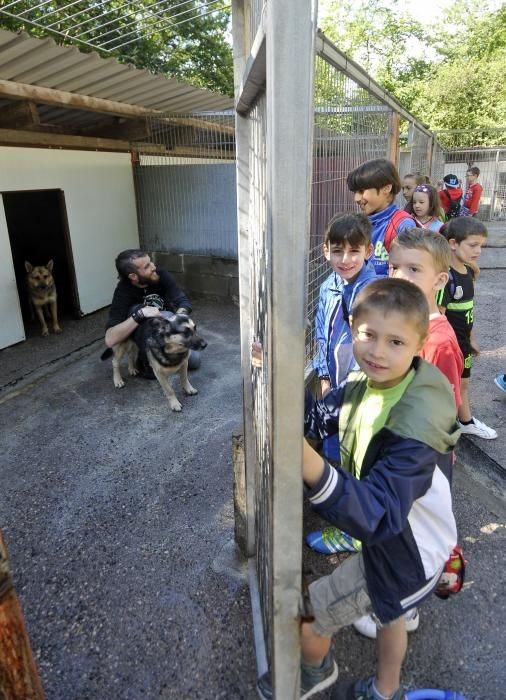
153,252,239,304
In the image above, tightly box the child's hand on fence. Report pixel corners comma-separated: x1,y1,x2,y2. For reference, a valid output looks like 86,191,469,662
320,378,331,397
252,341,263,368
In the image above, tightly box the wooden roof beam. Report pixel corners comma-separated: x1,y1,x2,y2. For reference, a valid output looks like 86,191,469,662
0,78,154,120
0,127,130,152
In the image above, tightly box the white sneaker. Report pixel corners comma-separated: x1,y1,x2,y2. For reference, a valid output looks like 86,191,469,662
457,417,497,440
353,608,419,639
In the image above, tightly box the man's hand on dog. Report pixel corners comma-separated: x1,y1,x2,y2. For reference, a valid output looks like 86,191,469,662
141,306,162,318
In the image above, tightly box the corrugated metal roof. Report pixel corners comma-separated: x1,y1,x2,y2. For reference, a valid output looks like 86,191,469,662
0,28,234,115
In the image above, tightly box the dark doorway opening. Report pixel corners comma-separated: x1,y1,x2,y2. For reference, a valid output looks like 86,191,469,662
2,189,80,336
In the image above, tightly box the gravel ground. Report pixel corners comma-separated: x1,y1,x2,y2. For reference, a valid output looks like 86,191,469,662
1,229,506,699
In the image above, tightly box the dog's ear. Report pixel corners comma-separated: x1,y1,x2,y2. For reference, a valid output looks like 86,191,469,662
25,261,33,273
46,260,54,271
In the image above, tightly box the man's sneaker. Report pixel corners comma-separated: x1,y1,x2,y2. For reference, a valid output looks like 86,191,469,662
457,417,497,440
345,676,406,700
306,527,361,555
494,374,506,394
257,652,338,699
353,608,419,640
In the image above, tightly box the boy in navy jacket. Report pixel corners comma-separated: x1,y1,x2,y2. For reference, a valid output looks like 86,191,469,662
258,278,460,700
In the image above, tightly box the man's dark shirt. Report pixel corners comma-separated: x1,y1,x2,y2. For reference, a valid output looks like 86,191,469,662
105,269,192,329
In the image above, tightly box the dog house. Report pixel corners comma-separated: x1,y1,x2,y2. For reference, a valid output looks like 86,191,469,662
0,28,233,350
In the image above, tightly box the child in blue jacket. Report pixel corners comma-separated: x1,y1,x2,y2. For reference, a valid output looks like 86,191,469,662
347,159,414,277
313,212,376,466
314,212,376,394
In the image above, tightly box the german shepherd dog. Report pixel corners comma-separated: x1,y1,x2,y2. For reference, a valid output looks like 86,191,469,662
102,314,207,412
25,260,61,336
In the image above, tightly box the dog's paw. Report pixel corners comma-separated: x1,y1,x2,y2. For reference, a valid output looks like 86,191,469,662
53,325,62,334
183,384,198,396
41,327,49,336
129,367,139,377
169,399,183,412
114,378,125,388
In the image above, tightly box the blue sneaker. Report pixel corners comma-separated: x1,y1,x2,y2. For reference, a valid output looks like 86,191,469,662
257,652,338,699
494,374,506,394
306,527,361,555
346,676,406,700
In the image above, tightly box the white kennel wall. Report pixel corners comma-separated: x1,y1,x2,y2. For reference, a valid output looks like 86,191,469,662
0,147,139,349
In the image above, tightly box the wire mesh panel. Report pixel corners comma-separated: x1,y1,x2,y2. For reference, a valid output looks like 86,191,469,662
435,130,506,221
409,124,432,178
232,0,316,696
132,112,237,255
431,139,446,190
247,95,274,654
306,51,393,367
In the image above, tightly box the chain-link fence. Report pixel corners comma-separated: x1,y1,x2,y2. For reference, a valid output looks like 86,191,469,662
306,51,393,367
434,130,506,221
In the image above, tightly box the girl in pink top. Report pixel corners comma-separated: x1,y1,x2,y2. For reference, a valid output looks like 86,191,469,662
412,184,443,232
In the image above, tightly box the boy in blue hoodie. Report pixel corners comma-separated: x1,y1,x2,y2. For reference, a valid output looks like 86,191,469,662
257,278,459,700
313,212,376,396
347,159,414,277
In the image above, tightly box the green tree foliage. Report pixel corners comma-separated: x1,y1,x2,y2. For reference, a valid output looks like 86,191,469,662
0,1,233,97
412,5,506,136
319,0,506,134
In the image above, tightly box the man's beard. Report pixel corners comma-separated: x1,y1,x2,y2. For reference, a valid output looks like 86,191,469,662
139,270,160,286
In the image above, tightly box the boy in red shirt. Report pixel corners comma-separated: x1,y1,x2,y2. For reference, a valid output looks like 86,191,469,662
461,167,483,217
389,228,463,408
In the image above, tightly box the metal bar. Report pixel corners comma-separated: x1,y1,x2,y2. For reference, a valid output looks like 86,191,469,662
0,10,115,53
435,127,506,134
109,3,228,51
315,30,433,138
267,0,317,696
71,0,184,39
231,0,256,558
44,0,110,25
249,559,268,677
100,1,226,50
236,11,266,115
14,0,53,18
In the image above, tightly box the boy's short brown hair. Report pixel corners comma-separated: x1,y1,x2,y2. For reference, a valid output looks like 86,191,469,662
347,158,401,197
325,212,372,248
391,228,451,274
352,277,429,342
440,217,488,244
467,167,480,177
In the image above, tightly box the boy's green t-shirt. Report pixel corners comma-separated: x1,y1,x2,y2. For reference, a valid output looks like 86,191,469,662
352,369,416,478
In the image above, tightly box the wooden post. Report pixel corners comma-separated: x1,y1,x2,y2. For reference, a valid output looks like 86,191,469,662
388,111,401,166
0,531,45,700
232,433,248,557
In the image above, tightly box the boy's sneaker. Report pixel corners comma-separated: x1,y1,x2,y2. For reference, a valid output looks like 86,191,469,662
457,417,497,440
494,374,506,394
257,652,338,699
306,527,361,555
345,676,406,700
353,608,419,640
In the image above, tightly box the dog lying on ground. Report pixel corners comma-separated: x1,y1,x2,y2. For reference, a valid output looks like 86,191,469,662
101,313,207,412
25,260,61,337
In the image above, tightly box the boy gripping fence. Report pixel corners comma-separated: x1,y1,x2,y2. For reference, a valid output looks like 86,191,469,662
258,278,460,700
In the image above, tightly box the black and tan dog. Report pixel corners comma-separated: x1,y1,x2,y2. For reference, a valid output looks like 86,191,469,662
102,313,207,412
25,260,61,336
